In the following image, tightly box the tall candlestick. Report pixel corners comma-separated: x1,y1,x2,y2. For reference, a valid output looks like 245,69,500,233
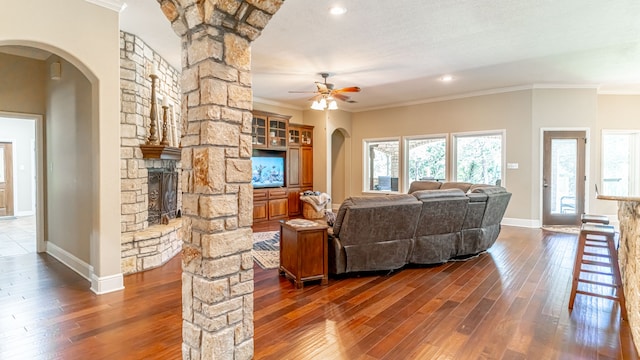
162,96,168,107
147,73,158,144
161,104,170,146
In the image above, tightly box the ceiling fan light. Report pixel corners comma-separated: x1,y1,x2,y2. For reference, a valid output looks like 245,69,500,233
319,98,327,108
329,6,347,15
328,100,338,110
311,100,324,110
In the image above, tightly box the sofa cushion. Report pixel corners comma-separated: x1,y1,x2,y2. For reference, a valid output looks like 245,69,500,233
412,188,466,200
408,181,442,193
333,194,418,237
469,183,494,192
440,182,472,192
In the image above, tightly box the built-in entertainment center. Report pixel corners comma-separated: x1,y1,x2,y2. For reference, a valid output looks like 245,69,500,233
251,110,314,222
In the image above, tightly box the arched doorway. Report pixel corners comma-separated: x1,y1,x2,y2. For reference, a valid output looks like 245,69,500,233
0,39,121,293
330,128,351,210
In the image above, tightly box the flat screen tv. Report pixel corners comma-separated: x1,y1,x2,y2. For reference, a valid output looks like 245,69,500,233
251,154,285,188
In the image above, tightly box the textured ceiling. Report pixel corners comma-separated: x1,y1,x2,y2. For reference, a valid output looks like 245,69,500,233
120,0,640,112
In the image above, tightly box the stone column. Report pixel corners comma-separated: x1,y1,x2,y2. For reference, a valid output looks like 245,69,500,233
157,1,283,359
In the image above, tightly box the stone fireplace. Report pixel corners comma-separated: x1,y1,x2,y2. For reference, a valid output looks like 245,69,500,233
119,31,183,274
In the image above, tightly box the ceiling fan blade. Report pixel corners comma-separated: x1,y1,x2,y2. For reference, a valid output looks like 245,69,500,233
332,93,351,102
315,82,329,94
288,90,318,93
333,86,361,93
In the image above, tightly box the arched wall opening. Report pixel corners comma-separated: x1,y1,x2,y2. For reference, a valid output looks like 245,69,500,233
0,0,123,294
0,42,101,285
330,127,351,211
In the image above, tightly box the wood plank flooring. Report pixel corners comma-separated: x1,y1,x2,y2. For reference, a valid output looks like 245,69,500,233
0,225,637,359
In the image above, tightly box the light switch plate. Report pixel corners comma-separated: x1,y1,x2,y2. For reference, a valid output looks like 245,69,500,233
507,163,519,169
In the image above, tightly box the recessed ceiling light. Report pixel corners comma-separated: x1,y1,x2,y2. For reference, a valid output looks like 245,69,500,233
439,75,454,82
329,6,347,15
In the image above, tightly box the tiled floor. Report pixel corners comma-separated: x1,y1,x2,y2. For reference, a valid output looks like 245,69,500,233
0,215,36,257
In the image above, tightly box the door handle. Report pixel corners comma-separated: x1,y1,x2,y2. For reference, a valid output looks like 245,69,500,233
543,179,549,188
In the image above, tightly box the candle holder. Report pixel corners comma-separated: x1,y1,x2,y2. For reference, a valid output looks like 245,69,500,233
161,104,170,146
147,73,159,144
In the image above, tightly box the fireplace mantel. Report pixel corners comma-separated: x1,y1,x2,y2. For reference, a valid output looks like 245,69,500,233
140,144,182,160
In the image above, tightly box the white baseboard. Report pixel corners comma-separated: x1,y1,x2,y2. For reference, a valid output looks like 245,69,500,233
15,210,35,217
90,270,124,295
46,241,92,280
46,241,124,295
502,217,541,228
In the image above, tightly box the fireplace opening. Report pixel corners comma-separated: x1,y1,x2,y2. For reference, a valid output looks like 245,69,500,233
148,169,178,225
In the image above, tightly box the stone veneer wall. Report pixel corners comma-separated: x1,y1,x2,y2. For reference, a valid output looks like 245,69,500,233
158,0,284,358
119,31,183,274
617,200,640,354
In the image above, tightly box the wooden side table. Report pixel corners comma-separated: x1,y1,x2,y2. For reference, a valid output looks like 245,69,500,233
279,220,329,289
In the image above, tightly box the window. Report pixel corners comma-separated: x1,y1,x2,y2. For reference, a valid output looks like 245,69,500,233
404,135,447,189
364,138,400,192
453,131,504,185
602,130,640,196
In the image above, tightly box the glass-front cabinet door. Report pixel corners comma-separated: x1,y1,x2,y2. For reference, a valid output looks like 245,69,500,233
289,128,301,145
269,119,287,148
252,115,267,147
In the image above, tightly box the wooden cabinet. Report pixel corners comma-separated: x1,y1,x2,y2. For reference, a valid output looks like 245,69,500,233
254,188,288,221
286,124,314,218
301,147,313,188
252,111,289,150
251,111,314,223
279,221,329,288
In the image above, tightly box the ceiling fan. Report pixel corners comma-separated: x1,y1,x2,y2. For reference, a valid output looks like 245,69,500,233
289,73,361,110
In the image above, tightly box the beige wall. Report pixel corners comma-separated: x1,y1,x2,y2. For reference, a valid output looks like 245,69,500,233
1,0,122,292
351,90,533,220
530,88,598,222
593,94,640,216
0,53,46,114
46,57,93,263
331,130,347,205
322,88,639,225
327,110,352,207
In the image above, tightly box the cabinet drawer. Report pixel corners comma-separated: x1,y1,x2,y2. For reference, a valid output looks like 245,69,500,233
269,188,287,199
253,189,268,201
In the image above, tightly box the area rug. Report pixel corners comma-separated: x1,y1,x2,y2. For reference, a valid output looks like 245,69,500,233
252,231,280,270
541,225,580,234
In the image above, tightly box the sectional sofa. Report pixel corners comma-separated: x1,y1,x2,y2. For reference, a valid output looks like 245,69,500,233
328,181,511,274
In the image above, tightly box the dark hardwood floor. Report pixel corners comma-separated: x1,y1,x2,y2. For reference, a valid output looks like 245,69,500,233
0,225,637,359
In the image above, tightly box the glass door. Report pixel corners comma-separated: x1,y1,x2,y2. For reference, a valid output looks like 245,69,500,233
542,131,586,225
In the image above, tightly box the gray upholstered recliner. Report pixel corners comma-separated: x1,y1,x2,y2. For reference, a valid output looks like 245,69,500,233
329,194,421,274
328,182,511,275
410,189,469,264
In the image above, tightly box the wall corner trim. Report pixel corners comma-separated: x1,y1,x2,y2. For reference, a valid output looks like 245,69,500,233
85,0,127,12
90,270,125,295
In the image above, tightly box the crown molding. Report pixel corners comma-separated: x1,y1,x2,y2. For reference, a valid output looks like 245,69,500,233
353,85,535,113
597,90,640,95
352,84,605,113
253,97,305,111
85,0,127,12
258,84,616,114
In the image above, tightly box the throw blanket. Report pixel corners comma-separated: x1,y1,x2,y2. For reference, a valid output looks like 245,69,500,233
300,193,331,211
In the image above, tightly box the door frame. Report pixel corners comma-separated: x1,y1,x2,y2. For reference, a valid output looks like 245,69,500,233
0,141,14,216
539,127,590,226
0,111,45,252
